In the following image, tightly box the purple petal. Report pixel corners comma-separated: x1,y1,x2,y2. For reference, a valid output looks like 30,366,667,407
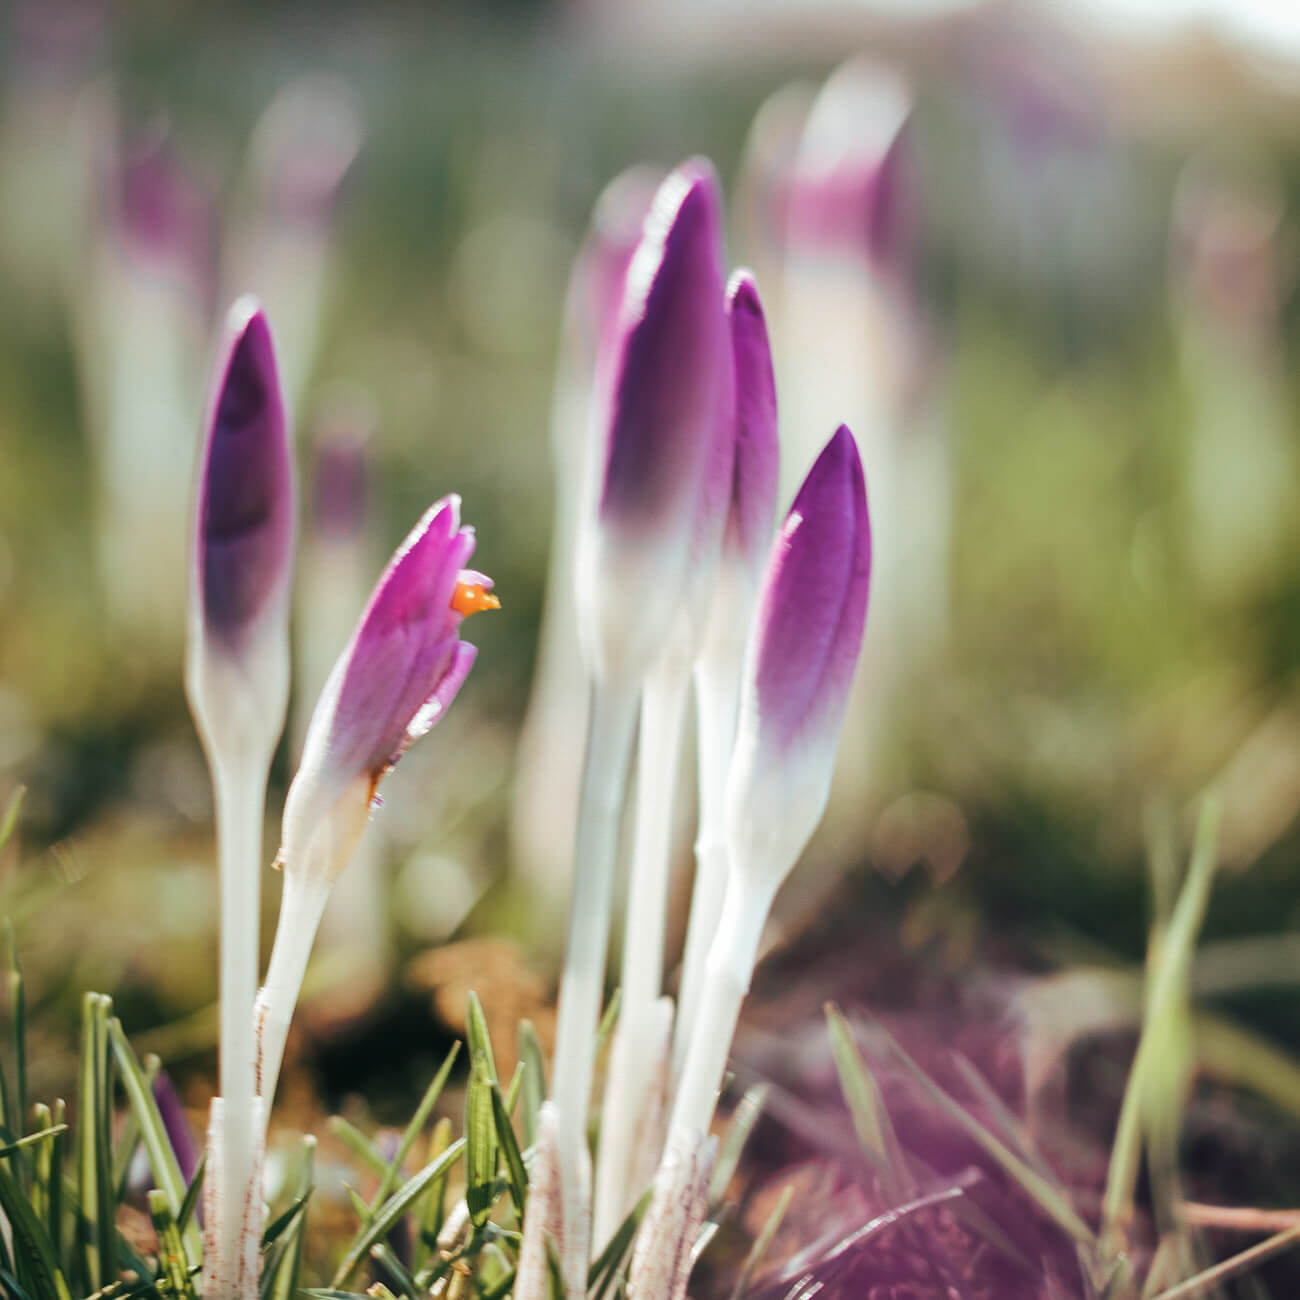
316,497,477,782
597,159,729,538
724,271,779,570
194,298,295,655
406,640,477,745
751,426,871,754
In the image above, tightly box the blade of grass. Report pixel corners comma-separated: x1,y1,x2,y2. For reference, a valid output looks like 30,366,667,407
0,785,25,852
490,1080,527,1217
825,1004,910,1201
107,1021,200,1265
465,1055,498,1230
1149,1223,1300,1299
147,1190,196,1300
0,1160,71,1300
412,1116,453,1273
596,988,620,1058
76,993,114,1293
709,1084,769,1206
176,1152,206,1237
327,1116,389,1179
1101,799,1220,1259
0,1124,68,1161
518,1020,546,1150
265,1138,313,1300
368,1043,460,1215
730,1183,793,1300
588,1187,651,1300
8,928,26,1155
466,991,497,1083
872,1019,1095,1247
331,1137,466,1286
369,1243,417,1299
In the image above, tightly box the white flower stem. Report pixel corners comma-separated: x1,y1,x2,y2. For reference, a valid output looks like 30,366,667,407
549,676,640,1299
669,872,773,1142
255,868,331,1124
671,653,740,1084
594,659,689,1248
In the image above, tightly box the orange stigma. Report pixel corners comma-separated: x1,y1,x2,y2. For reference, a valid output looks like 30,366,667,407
451,580,500,618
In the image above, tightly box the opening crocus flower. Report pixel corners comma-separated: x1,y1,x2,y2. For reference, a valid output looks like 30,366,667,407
257,493,495,1113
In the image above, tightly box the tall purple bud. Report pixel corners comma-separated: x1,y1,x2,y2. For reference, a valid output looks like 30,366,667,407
576,158,730,687
187,297,296,746
185,296,294,1300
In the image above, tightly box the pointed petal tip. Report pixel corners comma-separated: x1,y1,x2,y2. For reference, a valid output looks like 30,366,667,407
726,267,761,311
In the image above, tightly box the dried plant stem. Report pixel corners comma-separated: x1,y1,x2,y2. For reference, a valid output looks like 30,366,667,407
672,654,740,1084
670,873,772,1142
205,752,270,1300
595,660,690,1248
550,677,640,1298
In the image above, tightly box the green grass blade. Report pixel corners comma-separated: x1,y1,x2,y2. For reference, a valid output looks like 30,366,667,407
517,1020,546,1150
0,1160,72,1300
412,1116,453,1273
176,1152,206,1237
76,993,114,1293
465,1055,499,1230
327,1116,389,1179
0,785,25,853
0,1124,68,1161
825,1003,911,1200
331,1137,466,1287
107,1021,201,1265
876,1020,1095,1247
266,1137,313,1300
466,990,498,1082
369,1042,460,1214
596,988,620,1058
147,1190,196,1300
47,1099,64,1266
261,1194,310,1250
369,1243,418,1298
490,1080,527,1217
588,1188,651,1299
8,928,26,1153
729,1183,792,1300
709,1084,769,1206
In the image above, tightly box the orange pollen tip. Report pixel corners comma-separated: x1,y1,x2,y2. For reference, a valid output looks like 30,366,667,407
451,581,500,618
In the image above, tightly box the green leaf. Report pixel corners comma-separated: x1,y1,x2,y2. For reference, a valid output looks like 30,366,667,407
708,1083,769,1206
517,1020,546,1150
369,1043,460,1216
876,1019,1096,1247
147,1190,196,1300
8,928,27,1154
262,1194,310,1250
327,1116,389,1178
465,991,497,1083
465,1055,499,1229
0,785,25,853
730,1185,792,1300
369,1243,418,1299
108,1021,201,1266
412,1116,454,1273
0,1159,71,1300
490,1080,527,1217
596,988,621,1058
0,1124,68,1161
176,1152,206,1237
588,1188,652,1300
331,1138,466,1287
76,993,114,1293
825,1003,910,1200
262,1138,313,1300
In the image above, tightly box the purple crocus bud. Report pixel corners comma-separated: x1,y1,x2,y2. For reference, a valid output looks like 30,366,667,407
153,1070,201,1189
185,296,296,757
575,158,729,686
279,495,495,886
726,425,871,890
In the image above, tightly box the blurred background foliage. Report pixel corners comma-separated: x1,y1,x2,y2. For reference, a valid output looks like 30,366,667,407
1,0,1299,1139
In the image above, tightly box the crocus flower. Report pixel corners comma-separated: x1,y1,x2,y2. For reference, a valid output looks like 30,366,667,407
575,157,730,688
542,158,730,1300
185,296,295,1300
257,494,495,1111
673,269,780,1079
626,1129,715,1300
671,424,871,1144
